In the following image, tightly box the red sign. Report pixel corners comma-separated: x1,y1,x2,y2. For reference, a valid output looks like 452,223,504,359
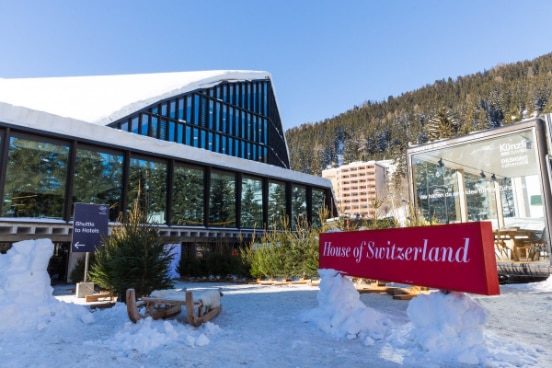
319,222,499,295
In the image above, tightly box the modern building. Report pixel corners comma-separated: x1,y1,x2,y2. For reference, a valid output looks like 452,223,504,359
322,160,392,219
0,70,336,280
407,116,552,277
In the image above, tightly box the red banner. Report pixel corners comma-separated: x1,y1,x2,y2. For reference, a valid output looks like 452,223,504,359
319,222,499,295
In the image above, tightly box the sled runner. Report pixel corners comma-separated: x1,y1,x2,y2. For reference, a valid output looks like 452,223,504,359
125,288,222,327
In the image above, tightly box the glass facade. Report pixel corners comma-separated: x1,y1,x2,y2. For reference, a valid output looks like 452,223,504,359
128,157,167,224
111,79,289,169
171,164,204,226
241,176,263,229
268,180,287,229
311,189,326,228
291,184,307,229
0,127,333,230
3,136,69,219
208,170,236,228
408,119,552,274
73,147,123,221
410,128,543,230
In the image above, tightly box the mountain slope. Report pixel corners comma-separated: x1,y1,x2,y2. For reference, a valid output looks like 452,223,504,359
286,52,552,180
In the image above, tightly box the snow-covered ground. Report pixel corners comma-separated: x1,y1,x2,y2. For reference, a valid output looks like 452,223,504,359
1,239,551,368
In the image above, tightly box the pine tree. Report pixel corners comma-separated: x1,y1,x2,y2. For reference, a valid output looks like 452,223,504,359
89,196,175,300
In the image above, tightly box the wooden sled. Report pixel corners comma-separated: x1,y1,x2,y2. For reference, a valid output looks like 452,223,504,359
126,288,222,327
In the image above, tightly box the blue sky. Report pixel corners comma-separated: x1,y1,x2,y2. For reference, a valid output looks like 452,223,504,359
1,1,551,130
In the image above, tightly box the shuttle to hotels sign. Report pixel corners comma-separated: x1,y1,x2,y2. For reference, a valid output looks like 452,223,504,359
71,203,109,253
319,222,499,295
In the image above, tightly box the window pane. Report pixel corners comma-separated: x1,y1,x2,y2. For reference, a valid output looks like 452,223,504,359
215,102,221,131
120,120,129,132
312,189,326,228
176,123,183,144
128,158,167,224
151,115,158,138
412,160,459,224
159,118,167,140
228,107,234,135
292,185,307,229
246,113,252,140
268,181,286,229
168,121,175,142
208,99,214,130
186,96,193,122
177,98,185,120
172,165,204,225
241,176,263,228
208,132,214,151
193,128,199,147
193,95,200,125
241,111,246,139
131,116,139,133
3,137,69,218
169,100,176,119
221,135,227,154
140,114,149,135
185,126,192,145
221,104,227,133
74,148,123,221
209,170,236,227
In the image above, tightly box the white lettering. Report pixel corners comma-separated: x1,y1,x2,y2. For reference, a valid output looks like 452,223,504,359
322,241,351,258
360,238,471,264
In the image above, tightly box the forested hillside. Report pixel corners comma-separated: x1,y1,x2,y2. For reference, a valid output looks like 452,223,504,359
285,52,552,185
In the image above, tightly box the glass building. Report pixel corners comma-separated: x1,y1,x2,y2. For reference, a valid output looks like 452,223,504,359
0,70,336,280
407,117,552,278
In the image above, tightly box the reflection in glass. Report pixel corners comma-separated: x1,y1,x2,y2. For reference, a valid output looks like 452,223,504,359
312,189,326,228
413,161,460,224
3,137,69,218
411,127,544,231
268,181,286,229
292,185,307,229
464,171,489,222
241,176,263,228
110,79,287,167
172,165,204,226
128,158,167,224
140,114,149,135
74,148,123,221
209,170,236,227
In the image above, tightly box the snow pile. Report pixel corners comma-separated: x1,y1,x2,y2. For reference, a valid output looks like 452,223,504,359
0,239,94,332
0,238,217,357
111,317,218,354
309,268,489,363
308,269,389,344
407,291,488,365
533,275,552,291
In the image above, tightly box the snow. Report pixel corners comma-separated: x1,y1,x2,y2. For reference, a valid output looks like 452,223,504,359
1,239,551,367
0,70,270,125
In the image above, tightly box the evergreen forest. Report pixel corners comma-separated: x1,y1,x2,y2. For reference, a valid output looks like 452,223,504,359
285,52,552,186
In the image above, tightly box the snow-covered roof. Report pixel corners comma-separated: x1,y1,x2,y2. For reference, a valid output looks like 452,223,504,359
0,70,271,125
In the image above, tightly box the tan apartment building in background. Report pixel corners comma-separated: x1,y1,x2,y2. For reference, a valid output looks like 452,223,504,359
322,160,393,219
